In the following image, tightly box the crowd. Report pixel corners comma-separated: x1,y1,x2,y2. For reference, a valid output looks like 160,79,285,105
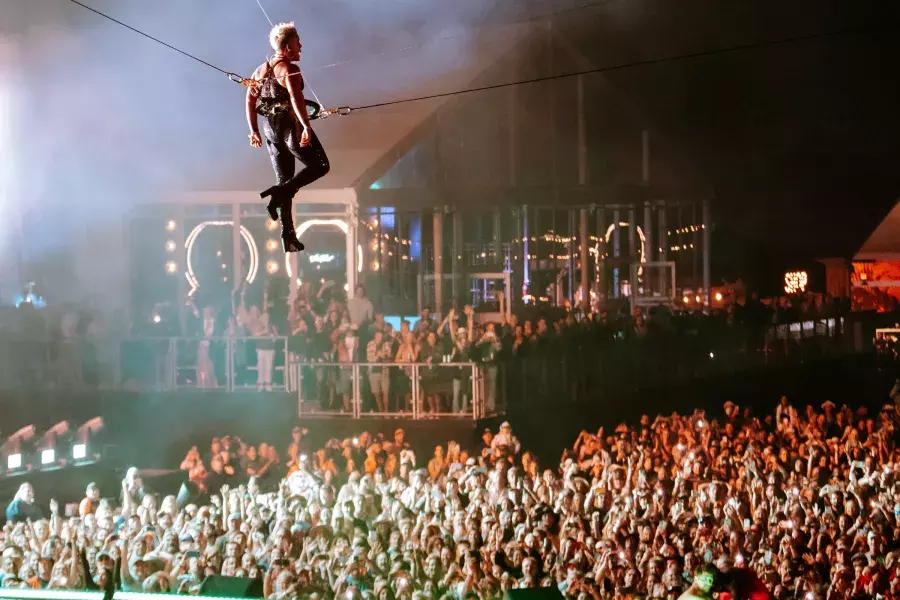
2,397,897,599
0,275,854,399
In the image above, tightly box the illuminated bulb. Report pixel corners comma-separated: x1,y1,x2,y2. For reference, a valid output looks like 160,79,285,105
165,240,177,252
695,295,701,303
683,296,690,304
221,263,227,269
266,219,279,231
266,260,279,274
296,278,302,287
344,283,349,292
165,261,177,274
266,239,279,252
153,314,162,324
715,292,723,302
371,261,379,271
371,218,379,227
166,220,177,231
216,250,222,257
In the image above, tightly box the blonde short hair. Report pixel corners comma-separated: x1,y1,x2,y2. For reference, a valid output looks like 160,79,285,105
269,22,299,51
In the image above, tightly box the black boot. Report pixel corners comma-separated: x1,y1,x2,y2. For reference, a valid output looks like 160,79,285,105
278,204,305,253
260,185,289,222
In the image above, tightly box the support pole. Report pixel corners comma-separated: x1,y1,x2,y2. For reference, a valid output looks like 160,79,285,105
658,206,667,297
453,210,462,308
580,208,589,311
568,209,575,307
522,206,530,298
232,203,244,295
346,198,358,299
433,210,443,316
597,209,606,307
612,209,621,299
703,201,711,307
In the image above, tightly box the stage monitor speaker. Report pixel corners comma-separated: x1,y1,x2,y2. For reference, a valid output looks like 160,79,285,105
504,588,565,600
198,576,263,598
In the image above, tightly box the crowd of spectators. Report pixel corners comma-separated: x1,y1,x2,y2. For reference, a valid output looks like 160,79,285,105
2,397,897,599
0,277,855,398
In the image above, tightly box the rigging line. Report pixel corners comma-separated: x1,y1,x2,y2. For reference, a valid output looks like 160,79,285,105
255,0,274,27
305,0,621,74
346,22,894,113
253,0,325,106
67,0,236,78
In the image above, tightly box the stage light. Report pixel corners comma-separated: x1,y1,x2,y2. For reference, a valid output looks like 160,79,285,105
165,240,177,252
221,263,227,269
682,296,690,304
72,417,104,464
266,239,279,252
165,261,177,274
153,314,162,324
38,421,69,469
695,295,701,303
715,292,723,302
266,219,279,231
166,220,177,231
3,425,35,472
267,260,279,274
7,454,21,469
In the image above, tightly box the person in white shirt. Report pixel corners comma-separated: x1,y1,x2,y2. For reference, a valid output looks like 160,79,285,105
347,285,374,328
490,422,521,459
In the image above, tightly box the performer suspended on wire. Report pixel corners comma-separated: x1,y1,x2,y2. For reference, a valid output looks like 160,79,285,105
246,22,330,252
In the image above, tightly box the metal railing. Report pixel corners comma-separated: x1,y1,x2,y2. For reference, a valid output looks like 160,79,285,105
0,336,290,393
289,361,493,420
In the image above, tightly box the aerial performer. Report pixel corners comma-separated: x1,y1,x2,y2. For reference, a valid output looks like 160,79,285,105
246,22,330,252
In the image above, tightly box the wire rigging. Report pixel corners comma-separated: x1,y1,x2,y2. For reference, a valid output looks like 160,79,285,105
252,0,326,110
67,0,237,79
64,0,892,119
345,23,891,113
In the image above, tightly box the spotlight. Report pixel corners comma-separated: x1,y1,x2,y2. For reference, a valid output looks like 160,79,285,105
266,219,279,231
38,421,70,469
695,295,701,303
266,239,279,252
153,314,162,324
165,240,177,252
72,444,87,460
72,417,104,464
682,296,690,304
2,424,35,472
221,263,227,269
715,292,723,302
7,454,22,470
267,260,279,274
166,220,177,231
165,261,178,274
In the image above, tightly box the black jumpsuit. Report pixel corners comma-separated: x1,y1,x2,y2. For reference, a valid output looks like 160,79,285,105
255,60,330,200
